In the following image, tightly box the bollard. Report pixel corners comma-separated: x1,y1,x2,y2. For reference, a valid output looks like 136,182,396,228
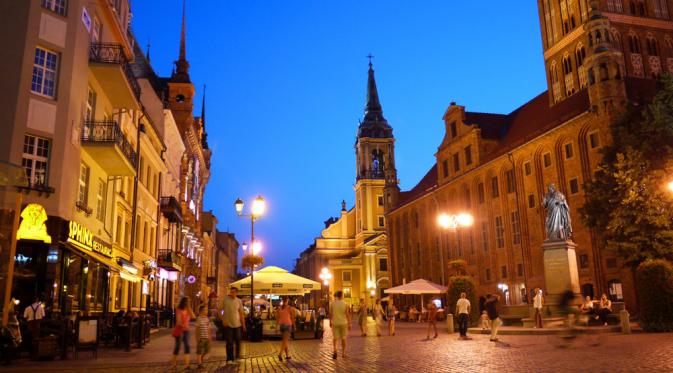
620,309,631,334
446,313,454,334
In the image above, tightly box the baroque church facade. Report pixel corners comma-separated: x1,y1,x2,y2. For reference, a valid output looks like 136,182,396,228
385,0,671,309
294,62,398,309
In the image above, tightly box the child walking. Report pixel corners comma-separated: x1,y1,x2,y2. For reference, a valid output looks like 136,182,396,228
196,305,213,369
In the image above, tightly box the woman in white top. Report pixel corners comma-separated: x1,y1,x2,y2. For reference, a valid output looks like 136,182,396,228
533,288,544,328
373,299,384,337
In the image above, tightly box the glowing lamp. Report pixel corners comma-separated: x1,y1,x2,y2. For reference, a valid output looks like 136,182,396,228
252,195,266,217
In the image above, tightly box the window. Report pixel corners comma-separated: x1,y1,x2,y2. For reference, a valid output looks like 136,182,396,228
491,176,499,198
453,153,460,172
343,287,352,298
464,145,473,165
481,222,489,252
377,195,384,206
485,268,491,281
95,179,106,222
85,87,97,122
477,182,485,204
543,152,552,168
608,280,624,301
464,189,471,209
528,194,536,208
569,178,580,194
501,266,508,279
505,170,516,193
517,263,524,277
589,132,600,149
450,121,457,138
32,47,59,98
607,0,624,12
606,257,618,268
564,143,574,159
342,271,352,282
442,160,449,178
524,162,532,176
42,0,67,16
494,216,505,248
654,0,670,19
629,33,641,54
647,37,659,56
78,163,90,205
22,135,50,187
579,254,589,269
379,258,388,272
115,216,122,245
378,216,385,227
511,211,521,245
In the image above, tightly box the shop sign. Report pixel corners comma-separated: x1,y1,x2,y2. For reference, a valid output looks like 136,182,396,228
67,220,112,258
16,204,52,243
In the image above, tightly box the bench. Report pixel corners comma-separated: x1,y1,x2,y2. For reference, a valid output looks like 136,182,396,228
576,301,625,326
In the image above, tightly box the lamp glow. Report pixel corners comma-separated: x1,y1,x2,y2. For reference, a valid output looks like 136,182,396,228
241,242,248,252
456,213,474,227
252,241,262,255
668,181,673,193
234,198,244,216
437,213,456,229
252,195,266,217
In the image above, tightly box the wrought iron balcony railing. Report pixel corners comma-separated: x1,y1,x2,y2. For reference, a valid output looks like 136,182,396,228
81,120,137,169
160,196,183,223
88,42,141,100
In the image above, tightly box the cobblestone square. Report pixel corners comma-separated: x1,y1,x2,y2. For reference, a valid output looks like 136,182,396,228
5,321,673,372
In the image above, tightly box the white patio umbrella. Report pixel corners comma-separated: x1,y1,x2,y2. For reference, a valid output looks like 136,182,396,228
384,279,448,312
229,266,321,296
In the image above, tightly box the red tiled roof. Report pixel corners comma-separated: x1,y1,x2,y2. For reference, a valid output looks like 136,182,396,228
397,166,438,207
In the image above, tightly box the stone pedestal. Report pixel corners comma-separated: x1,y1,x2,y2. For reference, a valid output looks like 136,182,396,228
542,240,580,302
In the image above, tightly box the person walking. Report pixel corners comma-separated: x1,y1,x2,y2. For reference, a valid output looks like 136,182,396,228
373,299,384,337
455,293,471,340
357,299,368,336
275,297,295,361
533,288,544,328
171,297,195,369
329,290,351,359
386,298,396,336
220,287,246,364
195,305,213,369
484,294,501,342
426,300,438,339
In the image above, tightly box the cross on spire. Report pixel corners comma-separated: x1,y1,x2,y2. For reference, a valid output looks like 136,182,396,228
367,53,374,66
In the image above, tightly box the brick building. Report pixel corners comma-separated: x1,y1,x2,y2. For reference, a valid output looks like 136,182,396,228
386,0,670,308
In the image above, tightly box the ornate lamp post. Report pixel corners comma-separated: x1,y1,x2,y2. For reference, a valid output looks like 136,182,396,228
437,212,474,282
668,180,673,193
319,267,332,310
235,196,265,324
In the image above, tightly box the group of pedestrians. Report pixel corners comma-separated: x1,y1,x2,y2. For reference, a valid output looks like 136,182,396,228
170,286,246,370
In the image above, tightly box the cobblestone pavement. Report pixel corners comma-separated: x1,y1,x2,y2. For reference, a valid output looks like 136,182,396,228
6,320,673,372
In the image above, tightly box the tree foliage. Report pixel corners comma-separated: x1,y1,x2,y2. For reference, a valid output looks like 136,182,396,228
635,259,673,332
580,76,673,268
446,275,479,323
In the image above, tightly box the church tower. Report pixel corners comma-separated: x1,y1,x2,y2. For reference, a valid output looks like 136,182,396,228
354,61,398,240
167,0,195,133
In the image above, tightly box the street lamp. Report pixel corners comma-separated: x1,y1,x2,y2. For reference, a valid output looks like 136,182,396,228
668,180,673,193
319,267,332,310
234,196,266,326
437,212,474,283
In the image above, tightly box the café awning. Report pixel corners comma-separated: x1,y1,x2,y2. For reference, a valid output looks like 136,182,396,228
229,266,321,296
384,279,448,295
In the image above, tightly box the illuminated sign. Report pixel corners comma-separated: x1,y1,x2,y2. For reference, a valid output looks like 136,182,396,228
187,275,196,284
16,204,52,243
67,221,112,257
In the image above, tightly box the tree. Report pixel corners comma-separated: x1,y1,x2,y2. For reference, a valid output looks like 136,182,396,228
446,275,479,323
635,259,673,332
580,76,673,269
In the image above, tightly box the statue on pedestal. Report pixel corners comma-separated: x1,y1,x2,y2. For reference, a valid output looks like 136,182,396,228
542,183,573,241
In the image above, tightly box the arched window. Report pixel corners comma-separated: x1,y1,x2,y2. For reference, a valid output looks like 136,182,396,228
550,63,562,102
599,64,609,81
575,45,586,67
612,29,623,51
647,35,659,56
653,0,670,19
563,54,573,75
629,33,642,54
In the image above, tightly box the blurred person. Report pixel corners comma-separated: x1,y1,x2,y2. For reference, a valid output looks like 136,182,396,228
171,297,195,369
426,300,438,339
195,305,213,369
329,290,351,359
533,288,544,328
275,297,295,361
357,300,368,336
455,293,471,340
484,294,501,342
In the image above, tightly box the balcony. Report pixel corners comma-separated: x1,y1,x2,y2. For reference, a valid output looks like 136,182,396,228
161,196,183,223
89,43,140,109
81,120,137,176
158,250,183,272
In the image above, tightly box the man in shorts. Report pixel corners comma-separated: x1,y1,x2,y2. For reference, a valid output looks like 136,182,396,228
329,290,351,359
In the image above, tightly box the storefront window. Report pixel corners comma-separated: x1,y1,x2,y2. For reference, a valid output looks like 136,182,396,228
62,252,84,313
12,243,61,314
86,262,108,313
114,274,124,310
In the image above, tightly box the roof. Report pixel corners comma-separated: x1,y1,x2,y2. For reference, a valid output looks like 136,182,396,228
397,166,438,206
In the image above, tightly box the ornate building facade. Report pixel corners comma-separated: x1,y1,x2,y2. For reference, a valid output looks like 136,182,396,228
386,0,669,309
294,62,396,308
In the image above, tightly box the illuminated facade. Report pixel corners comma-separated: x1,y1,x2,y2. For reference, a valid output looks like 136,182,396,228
386,0,670,308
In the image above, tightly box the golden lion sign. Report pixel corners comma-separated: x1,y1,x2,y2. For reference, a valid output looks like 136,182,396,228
67,220,112,257
16,204,52,243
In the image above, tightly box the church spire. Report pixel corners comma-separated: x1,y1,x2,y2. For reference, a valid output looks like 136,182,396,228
172,0,191,82
201,85,209,149
358,57,392,138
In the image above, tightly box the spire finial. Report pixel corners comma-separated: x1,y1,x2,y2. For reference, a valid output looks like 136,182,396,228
146,38,151,63
179,0,187,62
367,53,374,67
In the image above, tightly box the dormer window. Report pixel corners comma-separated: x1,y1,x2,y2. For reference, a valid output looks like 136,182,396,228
176,94,185,103
450,121,457,138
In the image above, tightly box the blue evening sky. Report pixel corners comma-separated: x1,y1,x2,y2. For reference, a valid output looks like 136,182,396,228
132,1,548,271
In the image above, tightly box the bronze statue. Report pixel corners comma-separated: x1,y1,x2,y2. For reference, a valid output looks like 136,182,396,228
542,183,572,241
